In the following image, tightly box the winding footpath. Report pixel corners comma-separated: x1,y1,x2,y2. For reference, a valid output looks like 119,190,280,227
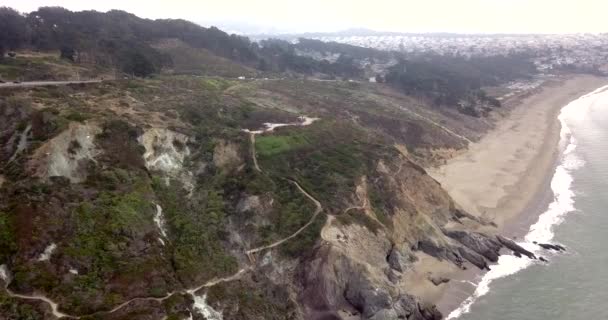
1,115,324,319
246,180,323,256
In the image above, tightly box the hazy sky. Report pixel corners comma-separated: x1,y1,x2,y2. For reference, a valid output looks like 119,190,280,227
5,0,608,34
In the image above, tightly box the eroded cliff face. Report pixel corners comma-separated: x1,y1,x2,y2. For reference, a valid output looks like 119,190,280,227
27,122,101,183
295,156,451,319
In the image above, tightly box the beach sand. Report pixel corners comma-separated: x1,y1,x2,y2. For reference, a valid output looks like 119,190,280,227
430,74,607,229
408,74,608,315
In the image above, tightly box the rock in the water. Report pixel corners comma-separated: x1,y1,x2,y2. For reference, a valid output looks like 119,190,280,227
539,256,549,262
534,242,566,251
496,235,536,259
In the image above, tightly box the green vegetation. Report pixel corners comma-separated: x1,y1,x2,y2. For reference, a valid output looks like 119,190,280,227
255,133,311,156
0,212,16,263
255,179,317,248
0,290,45,320
206,280,297,320
157,42,257,78
54,176,164,313
368,186,395,229
258,121,396,211
0,7,365,78
64,111,90,122
385,55,535,112
280,213,326,258
152,177,238,283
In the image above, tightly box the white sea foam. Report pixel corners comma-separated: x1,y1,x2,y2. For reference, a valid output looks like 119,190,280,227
447,85,608,319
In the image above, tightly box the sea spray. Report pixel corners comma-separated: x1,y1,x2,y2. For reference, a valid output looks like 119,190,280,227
446,85,608,319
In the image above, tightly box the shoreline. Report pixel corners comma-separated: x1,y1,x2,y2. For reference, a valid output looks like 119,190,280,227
424,74,608,316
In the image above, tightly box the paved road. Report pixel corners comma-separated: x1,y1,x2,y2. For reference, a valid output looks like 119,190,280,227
0,80,102,88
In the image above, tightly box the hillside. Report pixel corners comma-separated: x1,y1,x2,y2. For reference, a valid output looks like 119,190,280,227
0,69,539,320
0,7,553,320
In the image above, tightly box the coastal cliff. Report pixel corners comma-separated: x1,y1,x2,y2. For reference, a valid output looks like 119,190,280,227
0,70,566,320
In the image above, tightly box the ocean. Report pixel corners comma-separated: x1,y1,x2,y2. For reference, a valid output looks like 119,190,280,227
447,85,608,320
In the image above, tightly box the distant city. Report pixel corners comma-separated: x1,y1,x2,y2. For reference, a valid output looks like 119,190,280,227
250,30,608,75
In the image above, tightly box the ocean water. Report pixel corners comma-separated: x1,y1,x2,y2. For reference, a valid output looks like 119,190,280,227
448,85,608,320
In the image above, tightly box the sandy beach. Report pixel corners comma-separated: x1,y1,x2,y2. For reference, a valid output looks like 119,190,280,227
410,74,608,315
430,74,607,230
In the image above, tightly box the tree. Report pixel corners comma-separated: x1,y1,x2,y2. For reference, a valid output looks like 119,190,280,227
121,52,156,77
0,7,28,59
60,46,76,61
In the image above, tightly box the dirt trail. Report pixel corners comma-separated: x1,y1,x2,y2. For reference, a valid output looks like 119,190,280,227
249,132,262,172
2,262,252,319
246,179,323,256
3,286,75,319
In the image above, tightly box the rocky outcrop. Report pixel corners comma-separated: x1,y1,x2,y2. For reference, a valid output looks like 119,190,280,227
417,239,465,269
443,230,502,262
496,235,536,259
138,127,195,193
387,245,417,273
456,246,489,270
138,128,191,174
299,244,442,320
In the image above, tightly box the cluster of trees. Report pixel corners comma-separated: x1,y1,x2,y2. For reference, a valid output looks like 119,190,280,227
0,6,537,98
385,54,536,111
0,6,368,78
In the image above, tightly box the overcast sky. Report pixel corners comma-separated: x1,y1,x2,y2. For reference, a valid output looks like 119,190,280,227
5,0,608,34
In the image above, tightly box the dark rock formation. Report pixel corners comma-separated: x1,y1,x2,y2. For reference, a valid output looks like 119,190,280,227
457,247,490,270
443,230,502,262
417,240,465,269
387,246,416,273
345,284,392,318
539,256,549,263
497,235,536,259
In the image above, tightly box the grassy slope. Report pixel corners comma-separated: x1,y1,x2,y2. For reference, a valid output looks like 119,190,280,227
0,52,109,81
154,40,258,78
